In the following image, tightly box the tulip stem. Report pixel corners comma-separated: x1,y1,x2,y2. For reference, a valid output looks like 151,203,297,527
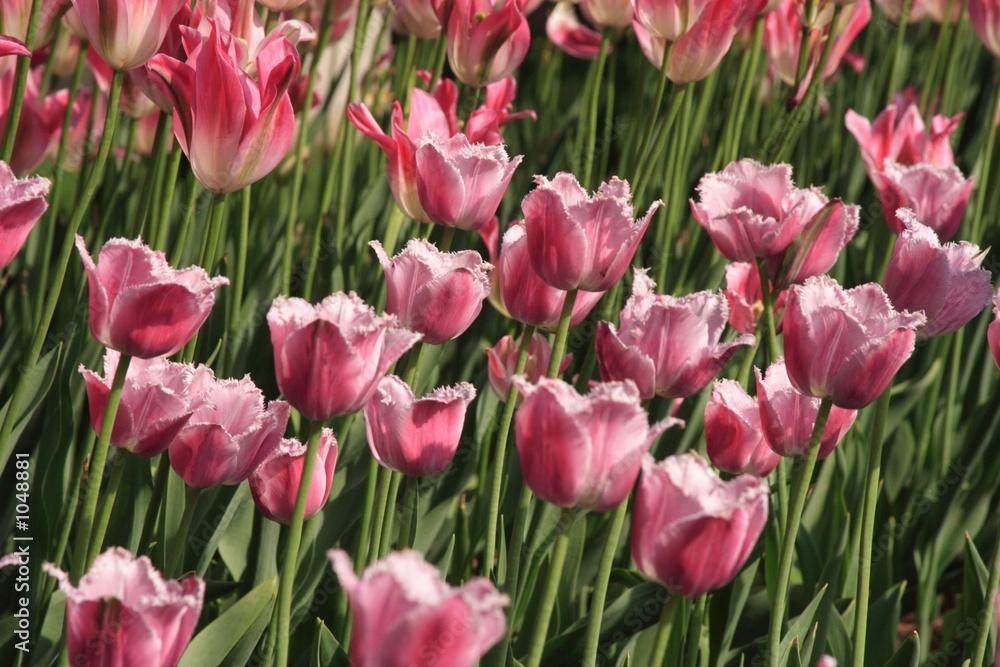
972,78,1000,244
581,32,611,189
367,465,394,565
793,0,815,91
582,500,628,667
766,397,832,667
632,45,673,178
970,513,1000,667
438,226,456,253
87,449,127,566
182,192,228,363
850,386,891,667
885,0,914,106
398,475,420,549
153,140,184,253
0,0,42,161
138,453,171,555
165,486,202,578
378,472,403,559
70,353,132,582
648,593,681,667
755,259,781,363
275,419,324,667
633,85,688,201
0,70,125,477
224,186,251,374
485,325,535,579
524,509,575,667
547,289,578,378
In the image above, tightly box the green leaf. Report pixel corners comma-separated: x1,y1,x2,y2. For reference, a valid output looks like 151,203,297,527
883,631,919,667
778,585,827,665
311,620,350,667
178,576,278,667
864,581,906,667
0,344,60,450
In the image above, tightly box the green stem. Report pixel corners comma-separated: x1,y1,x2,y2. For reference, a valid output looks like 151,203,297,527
170,173,201,266
547,290,578,378
756,259,780,363
723,19,764,166
648,596,681,667
582,501,628,667
87,449,127,565
165,486,202,578
276,420,325,667
378,472,402,558
793,11,814,90
0,70,125,477
182,192,228,362
632,44,673,176
354,456,379,571
224,186,251,374
71,353,132,582
485,325,535,578
136,113,169,240
438,225,456,253
581,33,611,189
885,0,913,106
685,595,707,667
972,80,999,244
138,453,170,555
970,514,1000,667
767,397,833,667
633,85,689,201
0,0,43,160
525,510,574,667
397,474,419,549
153,145,184,252
367,465,394,565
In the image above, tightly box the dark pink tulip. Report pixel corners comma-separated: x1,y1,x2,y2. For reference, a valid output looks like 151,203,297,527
71,0,185,69
497,221,605,331
783,275,925,409
415,133,521,231
249,428,338,524
267,293,422,421
169,371,290,489
845,91,962,177
466,75,537,145
364,375,476,477
582,0,633,28
446,0,530,87
513,377,681,511
0,35,28,57
631,453,768,597
44,547,203,667
722,261,787,335
705,380,780,476
969,0,1000,57
883,209,994,339
523,173,660,292
596,270,755,400
148,20,300,193
872,160,972,240
75,236,228,359
0,161,48,269
486,332,571,402
547,2,604,60
371,238,492,344
80,350,197,458
391,0,442,38
989,289,1000,370
329,549,508,667
755,358,856,459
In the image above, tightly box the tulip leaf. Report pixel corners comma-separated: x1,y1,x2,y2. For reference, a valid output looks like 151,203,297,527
311,619,350,667
0,343,60,454
825,606,853,664
963,533,989,618
178,575,277,667
778,585,826,665
709,557,759,666
883,631,920,667
863,581,906,666
205,484,254,578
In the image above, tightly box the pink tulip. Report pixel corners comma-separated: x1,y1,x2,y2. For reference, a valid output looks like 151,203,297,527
80,350,198,458
817,656,839,667
445,0,530,87
513,376,681,511
258,0,309,10
755,358,856,459
364,375,476,477
249,428,338,524
267,293,422,421
989,289,1000,370
148,20,300,193
0,66,69,175
0,0,67,46
497,221,605,331
371,238,492,345
872,160,972,240
44,547,204,667
705,380,780,476
0,161,48,269
328,549,508,667
522,173,660,292
71,0,186,69
415,133,521,230
0,35,28,57
75,236,228,359
547,2,605,59
390,0,442,39
631,453,768,597
969,0,1000,56
883,209,994,339
486,332,571,402
596,270,755,400
691,159,859,286
783,275,925,409
631,0,758,83
582,0,633,28
88,47,159,119
466,75,537,145
169,371,290,489
722,261,786,335
845,91,962,177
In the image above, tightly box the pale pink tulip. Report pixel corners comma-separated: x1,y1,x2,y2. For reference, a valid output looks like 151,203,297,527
705,379,780,476
249,428,338,524
486,332,571,402
582,0,633,28
547,2,604,59
596,270,755,399
872,160,972,240
71,0,186,69
722,261,786,335
969,0,1000,56
0,161,48,269
0,0,68,46
390,0,441,39
445,0,530,87
0,66,69,175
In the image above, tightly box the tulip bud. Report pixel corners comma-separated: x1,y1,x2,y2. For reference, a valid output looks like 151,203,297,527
249,429,339,524
705,380,780,476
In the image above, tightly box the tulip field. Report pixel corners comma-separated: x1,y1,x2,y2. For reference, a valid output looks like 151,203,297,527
3,0,1000,665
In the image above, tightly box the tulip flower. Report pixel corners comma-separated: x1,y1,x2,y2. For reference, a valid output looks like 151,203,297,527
782,275,925,410
596,270,755,400
497,221,605,331
390,0,442,39
148,20,300,193
883,210,994,339
249,429,339,524
969,0,1000,57
44,547,204,667
547,2,604,60
169,371,290,489
71,0,186,69
872,160,972,241
755,359,856,459
486,332,571,403
445,0,530,87
0,161,49,269
722,261,786,335
581,0,633,28
329,549,508,667
79,350,198,458
75,236,229,359
1,0,68,46
0,35,28,57
364,376,476,477
0,66,71,175
522,173,661,292
631,453,769,597
705,380,780,476
513,377,681,511
989,289,1000,370
267,293,422,421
